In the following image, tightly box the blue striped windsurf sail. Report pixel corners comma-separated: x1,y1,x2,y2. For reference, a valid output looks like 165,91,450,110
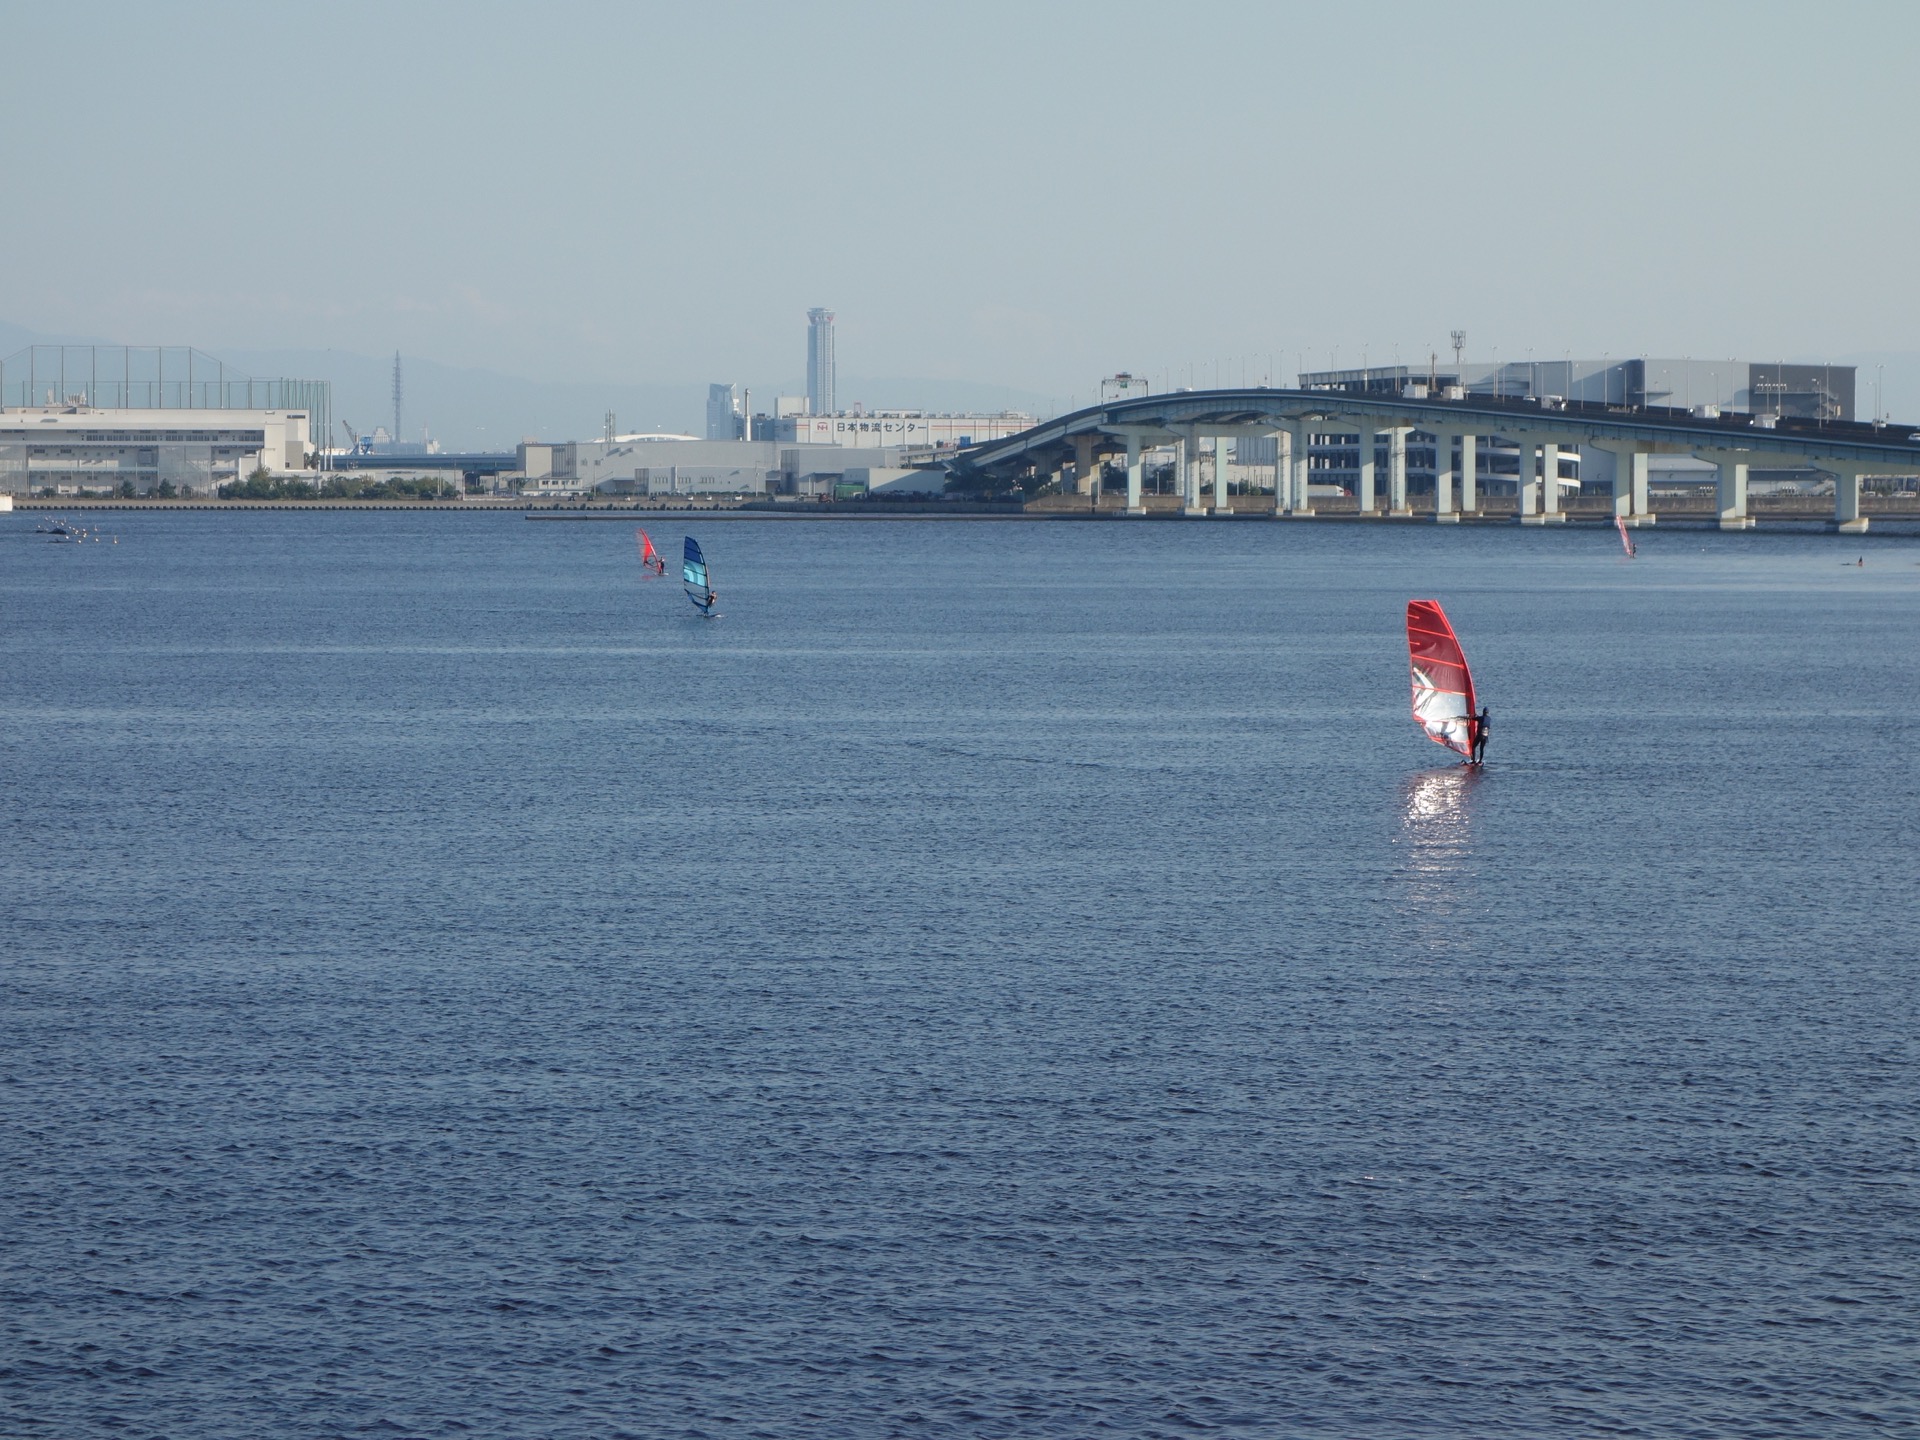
683,536,712,612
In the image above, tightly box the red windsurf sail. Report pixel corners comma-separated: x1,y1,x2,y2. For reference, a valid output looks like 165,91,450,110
1406,600,1477,757
637,528,663,572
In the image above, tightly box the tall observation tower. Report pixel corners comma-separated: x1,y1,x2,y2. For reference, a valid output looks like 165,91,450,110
806,308,835,416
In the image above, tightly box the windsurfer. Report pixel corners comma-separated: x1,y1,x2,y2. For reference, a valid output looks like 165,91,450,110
704,590,717,610
1406,599,1480,764
1470,708,1489,765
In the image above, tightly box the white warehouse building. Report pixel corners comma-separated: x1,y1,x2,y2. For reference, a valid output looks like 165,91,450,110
0,405,315,496
0,346,328,496
516,437,946,498
777,410,1034,449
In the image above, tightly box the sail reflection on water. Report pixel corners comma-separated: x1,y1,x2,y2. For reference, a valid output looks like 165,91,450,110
1395,766,1483,915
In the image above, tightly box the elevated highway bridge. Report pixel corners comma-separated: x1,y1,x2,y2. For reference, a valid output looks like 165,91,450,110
952,387,1920,531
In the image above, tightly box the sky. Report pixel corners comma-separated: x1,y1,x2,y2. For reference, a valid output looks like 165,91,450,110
4,0,1918,441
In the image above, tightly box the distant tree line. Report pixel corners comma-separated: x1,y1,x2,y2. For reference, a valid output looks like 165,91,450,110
217,470,460,501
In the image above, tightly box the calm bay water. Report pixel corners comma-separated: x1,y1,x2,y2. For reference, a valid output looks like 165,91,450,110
2,510,1917,1438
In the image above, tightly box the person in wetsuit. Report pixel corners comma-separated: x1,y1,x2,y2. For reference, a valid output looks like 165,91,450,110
1470,708,1490,764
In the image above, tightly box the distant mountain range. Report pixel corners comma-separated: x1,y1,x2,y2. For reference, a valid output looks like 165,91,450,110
0,322,1056,449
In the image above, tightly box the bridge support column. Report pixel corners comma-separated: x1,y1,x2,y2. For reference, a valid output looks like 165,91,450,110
1271,430,1288,516
1535,441,1566,522
1125,435,1145,515
1713,454,1754,529
1618,448,1651,524
1355,423,1377,515
1072,434,1098,498
1388,427,1412,516
1213,436,1230,515
1181,431,1207,517
1432,432,1458,522
1285,423,1314,516
1831,466,1868,533
1515,439,1539,520
1459,434,1478,515
1591,444,1654,525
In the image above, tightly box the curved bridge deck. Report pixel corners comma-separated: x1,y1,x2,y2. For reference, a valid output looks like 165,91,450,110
954,387,1920,532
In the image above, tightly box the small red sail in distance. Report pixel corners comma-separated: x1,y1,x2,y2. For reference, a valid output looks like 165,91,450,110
1406,600,1478,757
637,528,663,572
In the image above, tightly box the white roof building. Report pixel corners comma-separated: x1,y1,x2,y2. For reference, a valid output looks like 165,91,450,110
0,405,314,496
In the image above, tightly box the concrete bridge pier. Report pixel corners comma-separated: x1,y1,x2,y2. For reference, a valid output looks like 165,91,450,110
1585,442,1654,525
1616,446,1653,525
1513,438,1567,523
1388,427,1413,517
1124,434,1146,514
1285,423,1314,516
1354,423,1378,515
1213,435,1230,515
1071,434,1099,497
1830,466,1869,533
1515,439,1538,521
1432,431,1458,522
1269,429,1288,516
1459,434,1478,516
1538,441,1566,522
1180,431,1208,517
1624,448,1651,523
1704,451,1755,529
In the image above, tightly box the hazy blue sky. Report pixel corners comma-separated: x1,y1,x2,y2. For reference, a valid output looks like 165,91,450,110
5,0,1918,426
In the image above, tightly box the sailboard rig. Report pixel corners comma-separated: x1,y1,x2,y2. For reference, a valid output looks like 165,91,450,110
636,528,666,575
1406,599,1478,759
1614,515,1637,559
683,536,717,617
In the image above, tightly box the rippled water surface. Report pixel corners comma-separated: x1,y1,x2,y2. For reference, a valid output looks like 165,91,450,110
3,511,1917,1438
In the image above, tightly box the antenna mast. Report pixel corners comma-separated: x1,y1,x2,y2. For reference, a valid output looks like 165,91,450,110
1450,330,1465,373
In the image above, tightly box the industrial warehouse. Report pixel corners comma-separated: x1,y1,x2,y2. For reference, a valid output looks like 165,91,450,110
0,346,327,496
